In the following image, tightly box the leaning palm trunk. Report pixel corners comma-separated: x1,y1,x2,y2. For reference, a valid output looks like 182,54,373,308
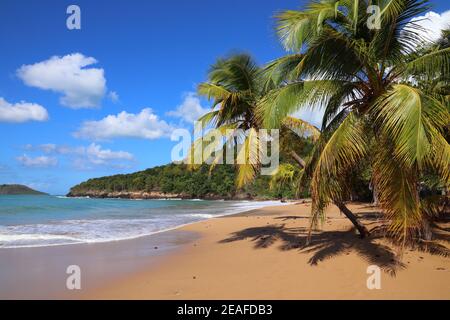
289,150,306,168
370,182,379,206
335,201,370,238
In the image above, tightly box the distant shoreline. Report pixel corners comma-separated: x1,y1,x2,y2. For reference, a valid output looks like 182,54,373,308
66,190,296,201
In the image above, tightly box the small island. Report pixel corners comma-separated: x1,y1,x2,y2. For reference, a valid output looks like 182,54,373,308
0,184,47,195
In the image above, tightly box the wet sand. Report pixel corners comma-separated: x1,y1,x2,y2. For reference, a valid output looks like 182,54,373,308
0,230,199,299
84,203,450,299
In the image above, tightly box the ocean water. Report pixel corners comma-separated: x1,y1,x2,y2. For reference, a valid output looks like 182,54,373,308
0,195,283,248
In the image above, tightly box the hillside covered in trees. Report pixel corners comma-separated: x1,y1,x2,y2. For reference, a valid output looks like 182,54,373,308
67,163,309,200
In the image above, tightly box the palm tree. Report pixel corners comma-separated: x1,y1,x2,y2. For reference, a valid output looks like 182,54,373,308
258,0,449,244
194,54,319,187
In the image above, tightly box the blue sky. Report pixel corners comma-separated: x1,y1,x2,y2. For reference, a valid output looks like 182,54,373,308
0,0,449,194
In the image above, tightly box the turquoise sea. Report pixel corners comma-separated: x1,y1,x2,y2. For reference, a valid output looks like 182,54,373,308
0,195,283,248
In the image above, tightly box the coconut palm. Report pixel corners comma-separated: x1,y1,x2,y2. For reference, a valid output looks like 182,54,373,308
258,0,450,243
194,54,319,187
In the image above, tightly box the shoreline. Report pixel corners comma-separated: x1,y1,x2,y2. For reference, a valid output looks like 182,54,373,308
0,201,289,299
0,228,200,299
0,198,290,249
1,202,448,299
84,202,450,300
65,190,287,201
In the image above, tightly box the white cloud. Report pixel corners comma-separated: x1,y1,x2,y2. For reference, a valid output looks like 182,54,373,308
167,92,209,123
25,143,82,155
16,154,58,168
37,143,57,153
74,108,175,140
17,53,106,109
85,143,134,165
0,97,48,123
408,10,450,44
21,143,134,170
71,143,134,170
108,91,119,103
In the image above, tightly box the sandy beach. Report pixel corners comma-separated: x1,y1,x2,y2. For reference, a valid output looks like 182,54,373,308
2,0,449,305
81,202,450,300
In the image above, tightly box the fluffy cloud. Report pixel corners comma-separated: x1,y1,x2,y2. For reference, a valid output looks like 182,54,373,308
72,144,134,170
84,143,134,164
74,108,175,140
167,92,209,123
0,97,48,123
16,155,58,168
17,53,106,109
408,10,450,43
21,143,134,170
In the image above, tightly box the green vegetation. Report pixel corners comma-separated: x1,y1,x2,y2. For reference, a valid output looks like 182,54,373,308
0,184,47,195
68,162,312,200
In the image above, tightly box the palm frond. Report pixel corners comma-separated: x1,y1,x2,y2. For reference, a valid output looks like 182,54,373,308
371,84,449,169
236,128,260,188
282,116,321,140
269,163,302,191
262,53,305,89
258,80,345,128
372,141,423,244
276,10,316,52
197,110,220,129
309,112,368,227
404,47,450,80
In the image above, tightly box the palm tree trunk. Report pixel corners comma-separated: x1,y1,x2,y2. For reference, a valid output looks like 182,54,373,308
369,181,379,206
290,151,306,168
372,188,379,206
288,151,369,238
335,201,370,238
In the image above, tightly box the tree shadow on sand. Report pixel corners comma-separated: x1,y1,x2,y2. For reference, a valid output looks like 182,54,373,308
219,221,450,276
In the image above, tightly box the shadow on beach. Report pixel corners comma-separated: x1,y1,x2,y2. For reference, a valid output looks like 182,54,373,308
219,215,450,277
